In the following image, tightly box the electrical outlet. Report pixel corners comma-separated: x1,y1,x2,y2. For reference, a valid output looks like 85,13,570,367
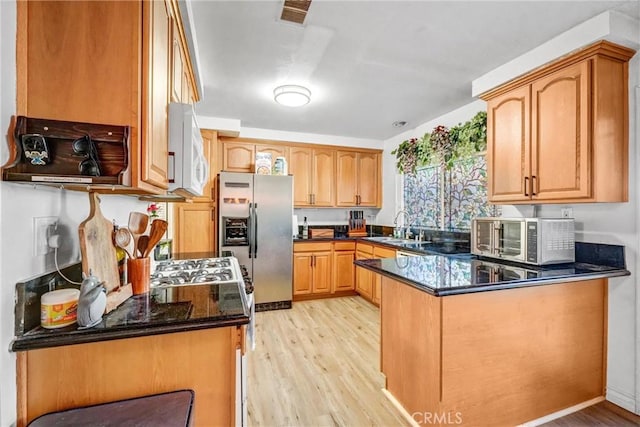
561,208,573,219
33,216,58,256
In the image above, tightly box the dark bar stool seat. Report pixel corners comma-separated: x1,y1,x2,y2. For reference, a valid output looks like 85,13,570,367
28,389,194,427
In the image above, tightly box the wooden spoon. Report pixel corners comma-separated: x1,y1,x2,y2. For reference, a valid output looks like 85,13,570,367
137,235,150,258
144,219,168,258
114,228,135,259
128,212,149,253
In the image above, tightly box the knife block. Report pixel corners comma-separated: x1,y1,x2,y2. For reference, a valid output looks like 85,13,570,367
348,219,367,237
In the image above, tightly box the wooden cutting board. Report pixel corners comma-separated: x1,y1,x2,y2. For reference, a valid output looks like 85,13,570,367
78,192,120,293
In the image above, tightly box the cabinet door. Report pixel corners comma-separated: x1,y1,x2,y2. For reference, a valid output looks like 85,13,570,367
312,252,332,294
336,151,358,206
223,142,255,172
174,203,215,253
486,85,531,202
333,251,355,292
255,144,289,169
290,147,313,206
357,152,380,207
293,253,313,295
191,130,216,202
312,149,335,206
18,1,140,127
355,251,373,300
141,0,171,190
171,20,183,103
531,61,591,201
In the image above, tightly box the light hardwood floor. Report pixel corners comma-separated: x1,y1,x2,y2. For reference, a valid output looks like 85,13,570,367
247,296,640,427
541,401,640,426
247,296,409,427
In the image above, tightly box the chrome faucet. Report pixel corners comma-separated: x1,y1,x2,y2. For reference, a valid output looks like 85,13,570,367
393,210,412,239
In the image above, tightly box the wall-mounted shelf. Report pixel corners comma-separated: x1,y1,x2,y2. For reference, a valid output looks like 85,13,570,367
3,116,129,188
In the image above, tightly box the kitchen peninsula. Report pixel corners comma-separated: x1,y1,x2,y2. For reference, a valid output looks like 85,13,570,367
355,246,629,426
12,267,250,427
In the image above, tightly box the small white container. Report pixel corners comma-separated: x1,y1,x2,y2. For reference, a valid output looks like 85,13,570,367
41,288,80,329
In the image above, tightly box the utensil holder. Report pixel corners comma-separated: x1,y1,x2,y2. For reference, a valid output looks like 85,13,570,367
127,257,150,295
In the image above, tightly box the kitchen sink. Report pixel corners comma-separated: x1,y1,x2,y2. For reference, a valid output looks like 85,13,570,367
364,236,430,245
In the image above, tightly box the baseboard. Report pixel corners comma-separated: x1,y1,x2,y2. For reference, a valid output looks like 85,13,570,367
518,396,604,426
606,388,637,413
381,388,420,427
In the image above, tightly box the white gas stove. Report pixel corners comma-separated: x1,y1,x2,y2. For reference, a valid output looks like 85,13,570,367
150,256,241,287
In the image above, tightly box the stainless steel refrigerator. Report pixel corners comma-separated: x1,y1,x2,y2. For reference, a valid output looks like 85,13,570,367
218,172,293,309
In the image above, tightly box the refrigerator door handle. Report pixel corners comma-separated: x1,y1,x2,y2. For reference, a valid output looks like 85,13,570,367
248,203,253,258
253,203,258,257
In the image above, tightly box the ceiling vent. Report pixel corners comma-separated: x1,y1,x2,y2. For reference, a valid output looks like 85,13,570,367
280,0,312,25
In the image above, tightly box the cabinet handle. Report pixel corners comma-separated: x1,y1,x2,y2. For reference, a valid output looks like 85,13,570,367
524,177,529,197
312,255,315,267
312,194,316,205
211,207,215,222
309,193,312,204
531,175,537,196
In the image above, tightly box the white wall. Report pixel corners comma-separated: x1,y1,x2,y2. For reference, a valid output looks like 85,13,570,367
0,3,150,425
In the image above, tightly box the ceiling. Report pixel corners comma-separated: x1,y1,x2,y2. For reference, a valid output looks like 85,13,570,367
190,1,639,141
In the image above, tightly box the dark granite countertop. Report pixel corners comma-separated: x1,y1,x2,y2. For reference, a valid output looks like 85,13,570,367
355,254,630,297
293,236,357,242
11,253,250,352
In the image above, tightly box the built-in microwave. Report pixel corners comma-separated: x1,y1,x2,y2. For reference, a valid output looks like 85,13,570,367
471,218,575,265
168,102,209,197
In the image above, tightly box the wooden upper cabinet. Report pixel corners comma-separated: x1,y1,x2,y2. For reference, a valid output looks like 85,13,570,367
531,61,591,201
16,0,198,194
336,151,380,207
219,140,379,207
481,41,634,204
222,142,255,172
221,141,288,173
357,152,380,206
255,144,289,167
336,151,358,206
290,147,313,206
486,86,531,203
140,0,171,191
290,146,335,207
311,149,335,207
171,20,183,103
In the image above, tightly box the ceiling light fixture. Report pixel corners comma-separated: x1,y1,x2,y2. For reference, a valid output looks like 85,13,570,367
274,85,311,107
392,121,408,128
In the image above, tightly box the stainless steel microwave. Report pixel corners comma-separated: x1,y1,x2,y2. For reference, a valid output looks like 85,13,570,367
471,218,575,265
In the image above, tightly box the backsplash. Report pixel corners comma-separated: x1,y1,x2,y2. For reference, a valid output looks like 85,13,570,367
404,154,499,231
14,263,83,336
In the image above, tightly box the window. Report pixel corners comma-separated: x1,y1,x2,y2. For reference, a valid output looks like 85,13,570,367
404,154,499,231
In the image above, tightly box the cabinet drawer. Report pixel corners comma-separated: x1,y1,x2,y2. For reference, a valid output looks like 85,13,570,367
356,242,373,255
294,242,332,252
373,246,396,259
334,241,356,251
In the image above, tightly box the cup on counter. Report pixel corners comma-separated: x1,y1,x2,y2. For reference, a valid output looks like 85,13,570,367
128,257,150,295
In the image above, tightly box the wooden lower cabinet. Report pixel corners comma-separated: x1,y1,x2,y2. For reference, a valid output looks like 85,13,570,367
381,276,607,426
293,242,332,298
372,246,395,305
293,241,357,300
355,242,395,306
17,327,242,427
355,243,374,301
173,203,216,253
333,250,355,292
